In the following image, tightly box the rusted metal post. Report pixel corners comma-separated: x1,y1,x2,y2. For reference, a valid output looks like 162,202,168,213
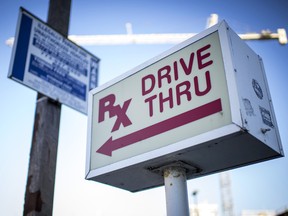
23,0,71,215
164,167,190,216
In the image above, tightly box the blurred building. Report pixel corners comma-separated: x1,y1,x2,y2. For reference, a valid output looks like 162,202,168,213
241,210,276,216
276,209,288,216
189,203,218,216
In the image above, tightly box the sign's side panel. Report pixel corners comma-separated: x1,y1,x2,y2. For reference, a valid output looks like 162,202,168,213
227,25,283,154
90,31,232,171
258,58,283,155
8,8,100,114
217,22,243,127
86,91,94,178
8,12,32,81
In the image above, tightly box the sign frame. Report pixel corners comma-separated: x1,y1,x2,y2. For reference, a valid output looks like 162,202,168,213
86,21,283,192
8,7,100,114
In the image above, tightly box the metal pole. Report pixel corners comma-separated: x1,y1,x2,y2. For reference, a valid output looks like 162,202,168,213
164,167,190,216
23,0,71,215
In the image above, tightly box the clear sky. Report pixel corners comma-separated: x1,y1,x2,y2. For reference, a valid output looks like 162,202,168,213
0,0,287,215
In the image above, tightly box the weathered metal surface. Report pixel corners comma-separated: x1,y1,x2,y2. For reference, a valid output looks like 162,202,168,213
164,166,190,216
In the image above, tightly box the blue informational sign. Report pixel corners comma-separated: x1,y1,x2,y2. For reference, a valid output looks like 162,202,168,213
8,7,100,114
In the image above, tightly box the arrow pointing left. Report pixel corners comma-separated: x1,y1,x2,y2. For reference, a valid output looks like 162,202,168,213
96,99,223,156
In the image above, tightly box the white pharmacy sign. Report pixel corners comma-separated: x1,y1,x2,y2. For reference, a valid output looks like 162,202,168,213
9,8,100,114
86,21,283,192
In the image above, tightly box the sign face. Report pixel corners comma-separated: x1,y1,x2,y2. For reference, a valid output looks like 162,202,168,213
86,21,283,192
8,8,100,114
89,31,231,169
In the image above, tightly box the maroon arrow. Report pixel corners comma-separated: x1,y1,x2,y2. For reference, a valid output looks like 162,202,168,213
96,98,222,156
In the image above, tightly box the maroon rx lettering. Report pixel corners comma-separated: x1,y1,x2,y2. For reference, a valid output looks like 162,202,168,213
98,94,132,132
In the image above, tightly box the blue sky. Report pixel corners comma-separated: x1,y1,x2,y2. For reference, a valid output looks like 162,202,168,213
0,0,287,215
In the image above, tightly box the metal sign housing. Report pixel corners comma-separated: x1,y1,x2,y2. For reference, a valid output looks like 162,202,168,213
8,8,100,114
86,21,283,192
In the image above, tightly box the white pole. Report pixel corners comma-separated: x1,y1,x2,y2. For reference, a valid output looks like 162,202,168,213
164,167,190,216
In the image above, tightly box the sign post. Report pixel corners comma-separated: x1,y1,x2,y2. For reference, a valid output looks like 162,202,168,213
164,166,190,216
22,0,70,215
8,2,99,214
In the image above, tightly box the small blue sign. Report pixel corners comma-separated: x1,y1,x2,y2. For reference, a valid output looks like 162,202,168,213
8,8,100,114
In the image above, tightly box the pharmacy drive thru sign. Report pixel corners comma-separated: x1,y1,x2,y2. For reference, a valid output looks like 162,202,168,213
86,21,283,192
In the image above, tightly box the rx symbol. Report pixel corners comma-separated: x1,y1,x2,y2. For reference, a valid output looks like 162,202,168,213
98,94,132,132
